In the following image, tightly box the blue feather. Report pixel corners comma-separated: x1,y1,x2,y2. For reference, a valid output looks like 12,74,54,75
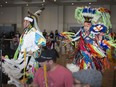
81,51,92,64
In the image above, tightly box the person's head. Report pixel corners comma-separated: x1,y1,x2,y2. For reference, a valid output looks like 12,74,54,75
43,29,46,32
36,49,59,71
83,16,92,31
84,21,92,31
55,30,58,33
50,31,53,33
23,16,34,29
73,69,102,87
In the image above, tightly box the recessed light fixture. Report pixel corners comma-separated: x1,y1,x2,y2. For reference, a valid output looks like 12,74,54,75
5,1,8,3
43,0,45,2
72,3,74,5
89,3,91,5
54,0,56,2
26,4,28,6
0,5,2,7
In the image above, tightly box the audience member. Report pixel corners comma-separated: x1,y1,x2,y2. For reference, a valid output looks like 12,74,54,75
43,29,47,38
49,30,54,39
32,49,74,87
73,69,102,87
55,30,59,40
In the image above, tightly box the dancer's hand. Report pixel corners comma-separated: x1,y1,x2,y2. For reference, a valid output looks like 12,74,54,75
2,56,5,59
28,51,34,55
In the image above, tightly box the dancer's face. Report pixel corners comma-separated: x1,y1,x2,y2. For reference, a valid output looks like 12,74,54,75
23,20,30,29
84,22,91,31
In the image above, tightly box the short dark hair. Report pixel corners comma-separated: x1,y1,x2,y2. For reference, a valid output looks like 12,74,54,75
84,16,92,23
84,21,91,23
29,16,34,27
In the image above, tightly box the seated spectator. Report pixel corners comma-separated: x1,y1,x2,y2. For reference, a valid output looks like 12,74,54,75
73,69,102,87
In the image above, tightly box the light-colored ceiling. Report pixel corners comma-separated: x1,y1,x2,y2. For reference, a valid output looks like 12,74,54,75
0,0,115,7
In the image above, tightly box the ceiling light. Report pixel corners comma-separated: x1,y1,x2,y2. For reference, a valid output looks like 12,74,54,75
54,0,56,2
89,3,91,5
72,3,74,5
43,0,45,2
26,4,28,6
0,5,2,7
5,1,7,3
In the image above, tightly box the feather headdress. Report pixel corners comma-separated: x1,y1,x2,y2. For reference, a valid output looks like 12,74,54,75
75,6,112,33
27,7,45,32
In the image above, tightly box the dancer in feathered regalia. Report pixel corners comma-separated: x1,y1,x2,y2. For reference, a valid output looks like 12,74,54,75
1,8,46,87
61,6,116,72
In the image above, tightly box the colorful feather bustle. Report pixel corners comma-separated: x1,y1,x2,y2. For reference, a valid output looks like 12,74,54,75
60,32,75,39
59,32,75,46
87,43,106,58
75,6,112,33
75,7,84,23
107,49,112,60
101,39,116,48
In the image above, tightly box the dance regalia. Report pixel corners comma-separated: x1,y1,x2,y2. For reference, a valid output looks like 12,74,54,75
2,8,46,87
64,6,116,72
72,25,108,70
15,27,46,59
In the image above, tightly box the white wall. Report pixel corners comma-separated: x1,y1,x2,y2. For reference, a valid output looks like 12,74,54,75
0,6,63,33
40,6,58,32
64,6,78,31
0,7,17,24
0,7,23,32
0,4,116,33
